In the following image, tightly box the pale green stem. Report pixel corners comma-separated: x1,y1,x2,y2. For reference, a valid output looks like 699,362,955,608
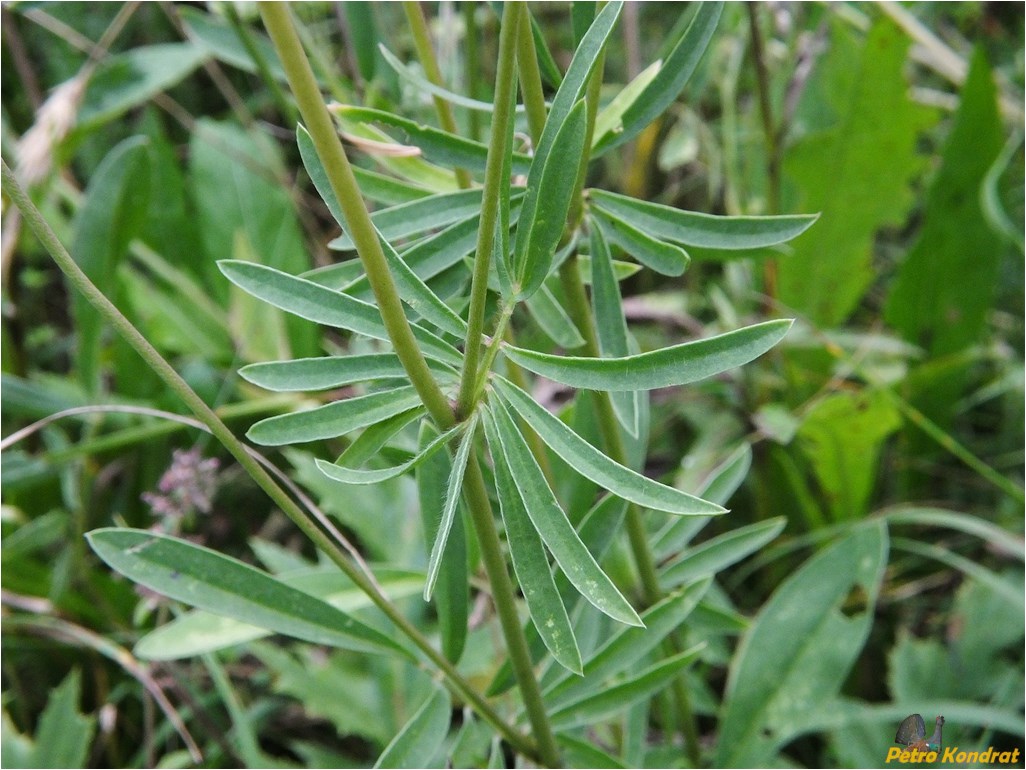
1,157,537,763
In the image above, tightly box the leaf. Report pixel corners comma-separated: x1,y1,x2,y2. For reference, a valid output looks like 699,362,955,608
247,386,423,446
593,2,723,154
590,226,639,437
424,415,477,601
716,523,888,767
416,424,468,663
591,207,691,276
333,105,533,177
592,59,662,149
180,7,286,81
316,420,461,485
29,671,95,769
218,260,462,365
494,378,724,516
779,19,934,326
512,100,589,298
557,735,627,769
483,409,582,674
526,285,586,350
589,189,817,250
135,568,424,660
87,529,407,657
549,645,704,729
884,507,1025,561
503,319,792,391
335,408,426,469
488,399,642,626
240,353,437,391
374,688,452,769
659,518,786,589
545,578,711,708
527,8,564,87
70,137,150,393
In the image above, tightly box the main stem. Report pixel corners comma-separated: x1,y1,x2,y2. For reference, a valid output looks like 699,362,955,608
259,6,560,764
1,159,537,762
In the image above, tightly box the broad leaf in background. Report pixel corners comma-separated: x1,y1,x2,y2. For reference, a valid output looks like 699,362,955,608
716,523,888,767
884,49,1005,424
180,7,287,81
2,671,95,769
796,390,901,521
778,19,934,327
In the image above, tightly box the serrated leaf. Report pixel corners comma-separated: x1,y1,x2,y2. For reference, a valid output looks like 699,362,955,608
489,399,642,626
660,518,786,588
493,377,723,516
217,260,461,365
374,688,452,769
549,645,704,729
593,2,722,154
483,408,582,674
424,414,477,600
87,529,406,657
513,99,589,298
590,189,817,250
503,319,792,390
592,207,691,276
247,386,422,446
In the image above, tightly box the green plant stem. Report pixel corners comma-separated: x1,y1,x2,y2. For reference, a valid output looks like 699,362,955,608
457,0,520,419
515,4,547,146
463,1,482,142
402,0,473,189
1,158,538,763
259,2,453,429
224,3,297,126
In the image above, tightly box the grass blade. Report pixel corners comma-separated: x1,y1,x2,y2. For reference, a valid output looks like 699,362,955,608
483,408,582,674
503,319,793,390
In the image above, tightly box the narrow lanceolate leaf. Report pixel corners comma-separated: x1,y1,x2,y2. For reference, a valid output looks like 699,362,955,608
592,59,661,149
503,319,793,391
592,207,691,276
513,99,589,298
374,688,452,769
87,529,406,657
545,578,712,708
335,408,426,469
327,190,485,250
424,414,477,600
660,517,787,589
483,409,582,674
217,260,461,365
526,284,586,350
590,189,818,250
489,399,642,627
593,2,723,155
549,645,705,729
247,386,422,446
239,353,452,392
417,423,468,664
590,225,639,437
316,421,462,485
493,378,724,516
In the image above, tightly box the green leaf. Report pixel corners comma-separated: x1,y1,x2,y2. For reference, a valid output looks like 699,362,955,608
660,518,786,589
489,399,642,626
134,568,424,660
716,523,889,767
557,735,627,769
335,408,426,468
247,386,422,446
593,2,722,154
779,19,934,326
218,260,461,365
513,100,589,298
592,59,662,149
374,688,452,769
884,507,1025,561
240,353,433,391
549,645,704,729
343,3,378,82
316,420,462,485
483,409,582,674
528,8,564,87
180,7,286,81
87,529,407,657
333,105,533,178
29,671,95,769
526,285,586,349
70,137,150,393
546,578,711,708
504,319,791,391
589,189,817,250
591,207,691,276
416,424,468,663
494,378,724,516
424,415,477,601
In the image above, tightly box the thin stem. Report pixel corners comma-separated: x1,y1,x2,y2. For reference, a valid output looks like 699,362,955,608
225,3,297,125
457,0,520,418
515,4,547,146
1,159,537,762
462,1,482,142
259,3,453,430
402,0,473,189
